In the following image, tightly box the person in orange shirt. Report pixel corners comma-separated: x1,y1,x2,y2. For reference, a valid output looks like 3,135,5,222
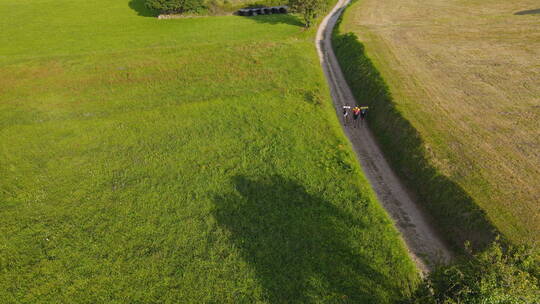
352,106,361,128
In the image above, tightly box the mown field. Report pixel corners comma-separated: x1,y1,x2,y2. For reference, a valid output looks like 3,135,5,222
336,0,539,246
0,0,418,302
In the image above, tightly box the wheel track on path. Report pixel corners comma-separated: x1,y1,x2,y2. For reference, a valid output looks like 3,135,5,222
316,0,453,273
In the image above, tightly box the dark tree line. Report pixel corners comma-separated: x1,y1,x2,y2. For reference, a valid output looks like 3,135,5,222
145,0,329,28
145,0,205,14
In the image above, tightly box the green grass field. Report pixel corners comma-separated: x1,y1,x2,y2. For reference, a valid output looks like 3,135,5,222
334,0,539,248
0,0,418,302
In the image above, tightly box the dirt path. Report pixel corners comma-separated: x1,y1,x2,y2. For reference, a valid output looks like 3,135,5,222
316,0,453,273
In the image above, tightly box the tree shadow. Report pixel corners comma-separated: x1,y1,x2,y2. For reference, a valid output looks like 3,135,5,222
128,0,158,17
240,14,305,27
514,8,540,15
213,175,408,303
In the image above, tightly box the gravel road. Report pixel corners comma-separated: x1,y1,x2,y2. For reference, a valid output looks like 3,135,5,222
316,0,453,273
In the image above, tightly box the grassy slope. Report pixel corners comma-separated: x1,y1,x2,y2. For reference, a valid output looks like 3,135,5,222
337,0,539,245
0,0,418,302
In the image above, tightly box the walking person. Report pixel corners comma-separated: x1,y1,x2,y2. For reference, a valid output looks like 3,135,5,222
360,106,368,125
352,106,361,128
342,104,351,126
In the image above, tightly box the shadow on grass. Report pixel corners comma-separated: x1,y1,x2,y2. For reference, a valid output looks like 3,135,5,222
514,8,540,15
332,18,498,251
240,14,304,27
213,175,405,302
128,0,158,17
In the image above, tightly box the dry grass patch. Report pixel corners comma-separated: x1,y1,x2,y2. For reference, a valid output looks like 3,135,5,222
342,0,539,244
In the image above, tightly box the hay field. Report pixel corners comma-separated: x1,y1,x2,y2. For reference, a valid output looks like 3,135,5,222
341,0,539,244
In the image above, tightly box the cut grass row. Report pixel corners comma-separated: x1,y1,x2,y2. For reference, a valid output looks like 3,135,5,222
0,0,418,302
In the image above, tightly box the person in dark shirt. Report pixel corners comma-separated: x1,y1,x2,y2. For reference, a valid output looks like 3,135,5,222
360,107,368,125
